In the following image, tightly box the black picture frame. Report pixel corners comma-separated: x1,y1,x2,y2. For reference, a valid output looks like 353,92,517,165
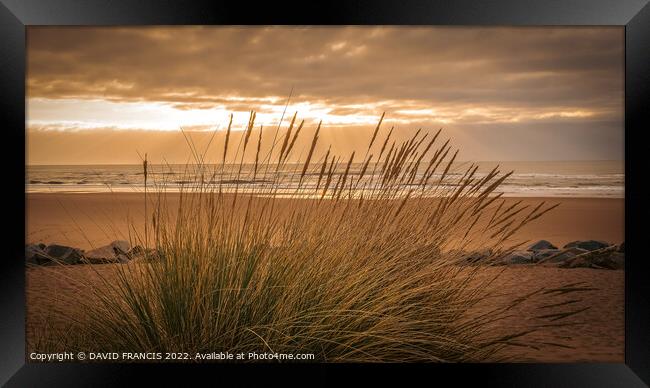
2,1,649,386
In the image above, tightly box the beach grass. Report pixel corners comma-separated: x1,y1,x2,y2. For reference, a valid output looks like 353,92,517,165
29,112,590,362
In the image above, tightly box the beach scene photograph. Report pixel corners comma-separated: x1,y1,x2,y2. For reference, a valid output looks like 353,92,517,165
26,26,624,363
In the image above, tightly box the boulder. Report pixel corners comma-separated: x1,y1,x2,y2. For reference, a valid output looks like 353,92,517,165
527,240,557,251
563,240,610,251
606,252,625,269
618,242,625,253
537,247,589,264
531,249,561,263
111,240,131,253
44,244,85,265
591,252,624,270
561,252,624,270
128,245,145,257
500,251,534,265
85,240,131,264
126,245,163,262
560,256,590,269
26,244,51,265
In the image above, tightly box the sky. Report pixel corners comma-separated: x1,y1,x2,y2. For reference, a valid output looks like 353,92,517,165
26,26,624,165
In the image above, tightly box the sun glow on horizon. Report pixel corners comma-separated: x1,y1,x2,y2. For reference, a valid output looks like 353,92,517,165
28,97,397,132
28,96,605,134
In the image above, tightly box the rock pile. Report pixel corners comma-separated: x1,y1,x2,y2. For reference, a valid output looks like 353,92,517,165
27,239,624,270
453,239,624,270
503,239,624,270
25,240,158,266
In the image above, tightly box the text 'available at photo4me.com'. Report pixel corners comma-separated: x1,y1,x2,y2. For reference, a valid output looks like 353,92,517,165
30,351,316,362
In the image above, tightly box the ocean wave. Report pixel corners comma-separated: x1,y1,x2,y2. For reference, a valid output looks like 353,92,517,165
25,163,626,198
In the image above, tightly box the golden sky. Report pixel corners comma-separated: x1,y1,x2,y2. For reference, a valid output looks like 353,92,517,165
26,26,624,164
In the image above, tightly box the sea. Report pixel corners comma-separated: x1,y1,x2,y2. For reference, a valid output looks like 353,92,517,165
26,160,624,198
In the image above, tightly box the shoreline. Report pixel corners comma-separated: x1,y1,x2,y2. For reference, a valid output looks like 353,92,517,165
25,189,625,199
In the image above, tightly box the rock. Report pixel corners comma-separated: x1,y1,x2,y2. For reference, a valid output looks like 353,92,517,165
591,252,624,270
44,244,85,265
26,244,51,265
563,240,610,251
500,251,534,265
128,245,145,257
560,256,590,269
531,249,560,263
84,249,116,263
111,240,131,253
607,252,625,269
85,240,131,264
537,247,589,264
561,252,624,270
126,245,163,262
527,240,557,251
618,242,625,253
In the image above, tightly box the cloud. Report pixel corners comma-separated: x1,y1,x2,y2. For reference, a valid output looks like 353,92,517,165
27,27,623,116
25,26,624,161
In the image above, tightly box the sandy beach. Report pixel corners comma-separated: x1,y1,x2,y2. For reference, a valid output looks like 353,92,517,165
26,263,624,362
27,193,625,250
25,193,625,362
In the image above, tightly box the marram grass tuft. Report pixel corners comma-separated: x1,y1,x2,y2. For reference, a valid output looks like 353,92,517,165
30,112,590,362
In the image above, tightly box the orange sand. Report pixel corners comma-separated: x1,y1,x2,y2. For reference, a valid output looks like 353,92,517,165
26,264,623,362
25,193,625,362
27,193,624,250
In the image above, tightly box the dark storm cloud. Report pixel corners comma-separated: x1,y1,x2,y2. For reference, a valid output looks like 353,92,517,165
27,26,623,118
